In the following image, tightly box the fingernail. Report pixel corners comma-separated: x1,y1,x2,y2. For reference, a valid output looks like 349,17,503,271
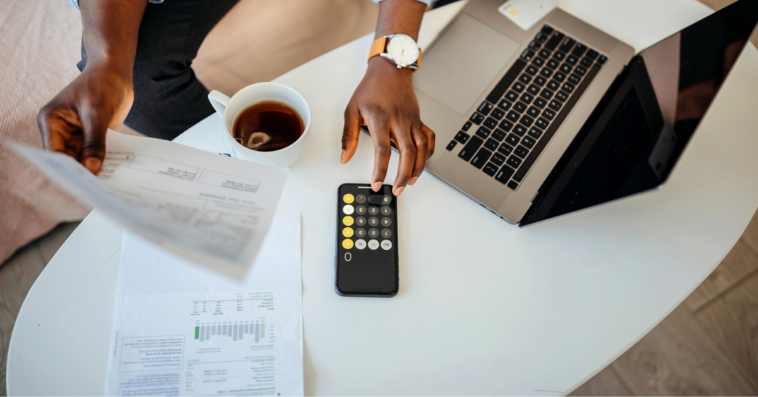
409,177,418,186
340,149,346,164
372,181,382,191
84,158,102,173
394,186,405,196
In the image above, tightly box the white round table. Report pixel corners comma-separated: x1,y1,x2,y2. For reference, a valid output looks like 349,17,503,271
9,1,758,395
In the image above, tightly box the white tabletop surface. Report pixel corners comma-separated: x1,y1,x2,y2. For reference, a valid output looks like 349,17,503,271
9,1,758,395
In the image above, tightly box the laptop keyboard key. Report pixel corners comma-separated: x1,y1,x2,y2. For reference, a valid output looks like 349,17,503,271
552,51,565,61
532,57,545,67
520,49,535,62
491,152,506,166
506,110,520,122
520,93,534,104
455,131,470,143
566,55,578,65
483,162,499,177
528,40,541,51
598,55,607,64
541,25,554,35
505,134,520,146
534,76,547,86
527,106,541,118
499,119,513,131
549,100,562,111
475,126,491,139
513,124,527,137
528,127,543,139
507,155,523,169
484,117,498,129
580,57,593,67
547,59,559,70
535,117,548,130
492,128,507,141
555,91,568,102
498,99,512,111
575,65,587,76
485,138,499,151
519,74,532,84
446,141,457,151
586,49,598,59
527,84,541,95
491,107,505,120
495,165,515,184
540,68,554,78
507,181,519,190
544,31,564,51
568,74,580,84
505,91,519,102
554,71,566,82
513,82,526,93
514,102,527,113
540,88,554,99
519,115,534,127
559,37,576,53
534,97,547,109
539,49,551,59
543,108,556,120
487,59,526,103
514,145,529,158
562,82,575,93
547,80,560,91
462,121,472,131
498,144,513,156
521,136,536,149
559,64,572,74
458,136,483,161
572,43,587,57
535,31,549,43
470,112,484,124
470,148,492,169
526,65,539,76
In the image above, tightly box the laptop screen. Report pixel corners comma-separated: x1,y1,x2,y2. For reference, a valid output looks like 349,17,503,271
521,0,758,226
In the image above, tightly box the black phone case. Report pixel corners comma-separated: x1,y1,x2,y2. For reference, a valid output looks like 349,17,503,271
334,183,399,297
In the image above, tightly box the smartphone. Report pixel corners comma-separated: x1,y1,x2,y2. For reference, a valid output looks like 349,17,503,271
335,183,399,297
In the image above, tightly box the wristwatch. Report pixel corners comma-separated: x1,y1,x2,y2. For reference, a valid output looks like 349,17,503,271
368,34,422,70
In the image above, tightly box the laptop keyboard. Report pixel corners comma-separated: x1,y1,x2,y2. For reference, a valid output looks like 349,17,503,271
445,25,607,191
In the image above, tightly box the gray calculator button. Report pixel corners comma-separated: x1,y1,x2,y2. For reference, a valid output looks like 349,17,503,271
356,194,367,204
380,206,392,216
355,239,366,249
356,205,367,215
381,228,392,238
355,217,366,227
368,206,379,215
368,228,379,238
381,240,392,250
380,217,392,227
368,217,379,227
368,239,380,250
356,228,366,238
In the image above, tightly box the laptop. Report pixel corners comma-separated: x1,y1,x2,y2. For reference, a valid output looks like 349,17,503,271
405,0,758,226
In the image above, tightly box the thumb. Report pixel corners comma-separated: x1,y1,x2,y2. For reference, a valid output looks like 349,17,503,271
79,107,109,175
341,104,362,164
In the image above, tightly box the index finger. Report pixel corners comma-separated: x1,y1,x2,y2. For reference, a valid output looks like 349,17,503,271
364,112,392,192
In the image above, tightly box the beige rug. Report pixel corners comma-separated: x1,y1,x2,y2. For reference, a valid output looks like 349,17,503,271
0,0,378,264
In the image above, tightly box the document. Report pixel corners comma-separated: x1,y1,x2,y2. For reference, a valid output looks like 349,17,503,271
7,131,288,279
106,213,303,396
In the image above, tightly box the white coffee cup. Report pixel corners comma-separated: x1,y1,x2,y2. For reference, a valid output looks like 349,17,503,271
208,82,311,168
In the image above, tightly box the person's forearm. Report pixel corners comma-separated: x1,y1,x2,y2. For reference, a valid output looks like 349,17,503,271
375,0,426,41
79,0,146,80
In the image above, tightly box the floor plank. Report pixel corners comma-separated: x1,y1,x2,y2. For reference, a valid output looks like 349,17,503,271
683,238,758,311
611,305,755,395
695,272,758,391
570,366,632,396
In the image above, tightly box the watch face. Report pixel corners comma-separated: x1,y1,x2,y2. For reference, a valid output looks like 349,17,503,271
387,34,419,67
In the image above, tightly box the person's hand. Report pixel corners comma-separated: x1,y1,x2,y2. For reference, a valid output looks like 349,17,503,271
37,63,134,174
341,57,435,196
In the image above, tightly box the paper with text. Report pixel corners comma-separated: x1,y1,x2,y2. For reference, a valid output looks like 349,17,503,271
7,131,288,279
105,213,303,396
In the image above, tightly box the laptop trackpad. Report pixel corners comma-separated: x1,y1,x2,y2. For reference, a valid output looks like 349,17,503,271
414,14,520,114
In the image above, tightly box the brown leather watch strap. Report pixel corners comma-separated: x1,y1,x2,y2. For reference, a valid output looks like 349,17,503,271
368,37,387,62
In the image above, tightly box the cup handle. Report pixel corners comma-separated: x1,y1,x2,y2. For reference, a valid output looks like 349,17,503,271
208,90,230,118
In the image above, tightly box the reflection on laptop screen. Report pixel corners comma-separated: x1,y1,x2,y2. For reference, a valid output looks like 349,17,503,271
521,0,758,226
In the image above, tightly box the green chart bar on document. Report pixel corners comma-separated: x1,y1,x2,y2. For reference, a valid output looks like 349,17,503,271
191,294,273,344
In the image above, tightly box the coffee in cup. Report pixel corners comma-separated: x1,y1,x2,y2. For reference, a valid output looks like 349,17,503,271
233,101,304,152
